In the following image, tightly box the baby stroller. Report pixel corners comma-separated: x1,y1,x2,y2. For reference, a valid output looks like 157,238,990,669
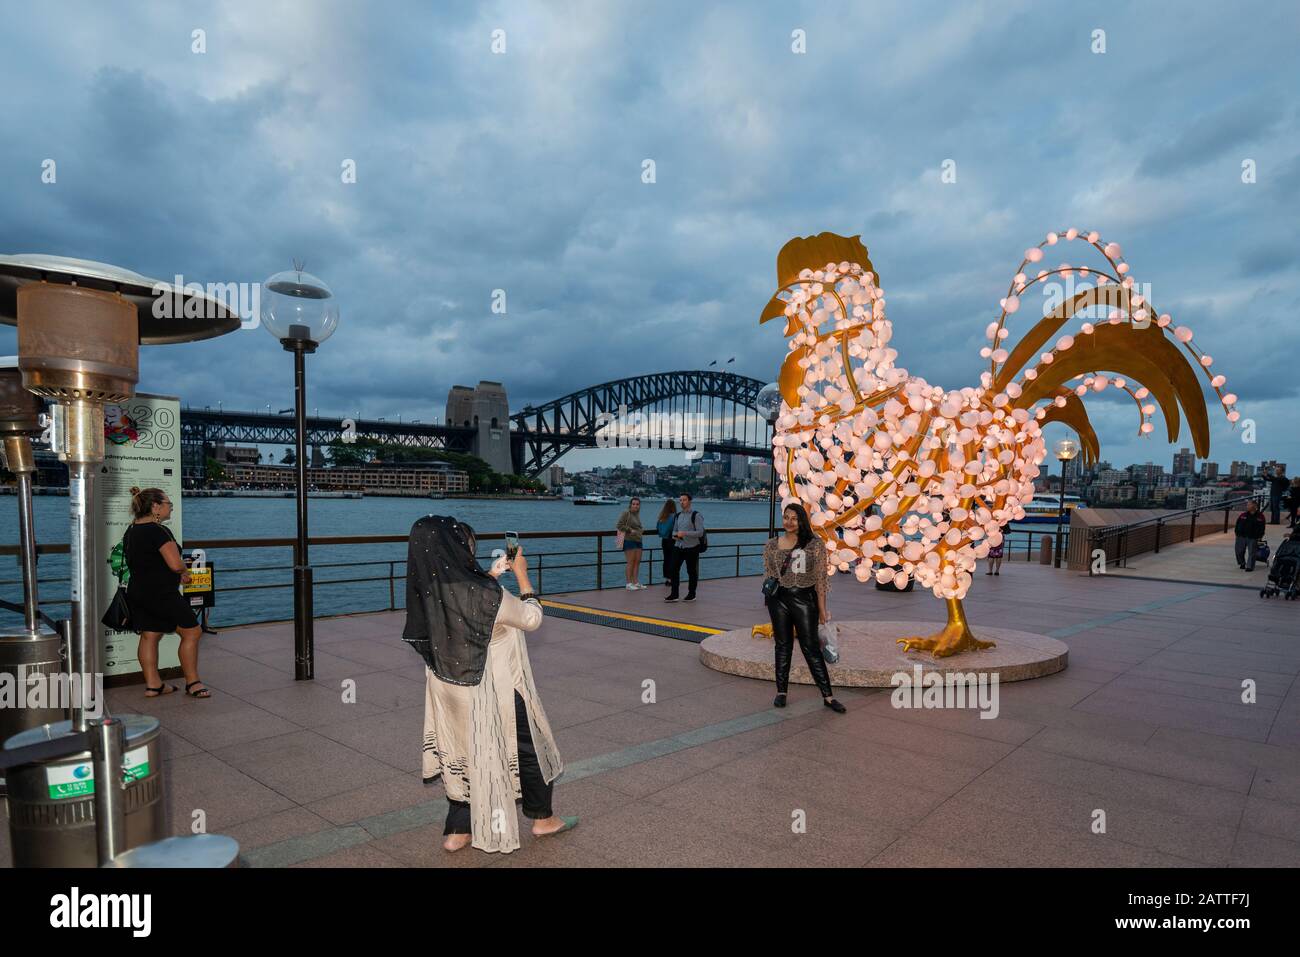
1260,539,1300,599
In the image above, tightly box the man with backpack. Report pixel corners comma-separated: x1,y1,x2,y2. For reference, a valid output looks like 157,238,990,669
665,492,706,602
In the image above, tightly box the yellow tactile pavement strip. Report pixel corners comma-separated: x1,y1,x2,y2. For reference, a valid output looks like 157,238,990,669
538,599,725,636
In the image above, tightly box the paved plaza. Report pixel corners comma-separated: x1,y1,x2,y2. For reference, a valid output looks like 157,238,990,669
3,536,1298,868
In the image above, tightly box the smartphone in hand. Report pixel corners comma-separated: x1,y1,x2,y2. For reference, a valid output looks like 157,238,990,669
505,530,520,560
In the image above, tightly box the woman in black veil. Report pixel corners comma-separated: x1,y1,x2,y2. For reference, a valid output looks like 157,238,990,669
402,515,576,853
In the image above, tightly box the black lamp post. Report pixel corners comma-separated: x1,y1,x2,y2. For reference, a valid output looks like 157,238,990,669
755,382,782,537
261,265,339,680
1053,437,1079,568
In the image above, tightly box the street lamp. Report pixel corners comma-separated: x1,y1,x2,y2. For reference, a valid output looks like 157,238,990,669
260,264,339,680
1053,437,1080,568
755,382,782,537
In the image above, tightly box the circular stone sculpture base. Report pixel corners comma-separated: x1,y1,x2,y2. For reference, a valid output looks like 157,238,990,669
699,621,1068,687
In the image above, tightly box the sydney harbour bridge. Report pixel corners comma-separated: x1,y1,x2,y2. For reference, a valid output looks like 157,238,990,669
179,370,774,479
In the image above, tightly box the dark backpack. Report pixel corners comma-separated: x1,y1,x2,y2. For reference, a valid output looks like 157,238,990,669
691,511,708,553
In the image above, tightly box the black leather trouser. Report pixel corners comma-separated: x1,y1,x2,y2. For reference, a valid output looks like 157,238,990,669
444,690,553,835
767,585,833,698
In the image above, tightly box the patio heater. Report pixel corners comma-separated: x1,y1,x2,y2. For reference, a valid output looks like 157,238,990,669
0,254,239,865
0,361,61,794
755,382,782,537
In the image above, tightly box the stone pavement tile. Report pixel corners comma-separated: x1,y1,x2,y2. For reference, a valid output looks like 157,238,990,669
1228,830,1300,867
563,800,786,867
344,670,427,712
551,724,627,763
530,690,628,731
911,797,1201,867
187,653,301,696
564,708,694,747
994,748,1248,826
1146,727,1300,779
319,638,417,671
667,711,832,769
636,683,778,728
1071,693,1274,742
1003,700,1158,744
222,807,335,851
1140,649,1295,682
765,727,992,794
528,648,625,683
150,698,303,752
159,728,203,760
306,707,423,774
866,833,1012,867
1161,639,1300,676
642,769,901,866
987,673,1106,708
1240,795,1300,842
822,706,1032,760
540,671,656,709
248,648,390,682
165,752,296,831
1126,663,1294,698
289,843,406,867
549,778,631,822
305,770,433,825
955,766,1238,865
595,753,712,799
1250,765,1300,806
210,624,294,655
1023,727,1256,792
491,838,625,867
210,729,403,805
706,751,954,829
842,691,1045,748
240,681,387,728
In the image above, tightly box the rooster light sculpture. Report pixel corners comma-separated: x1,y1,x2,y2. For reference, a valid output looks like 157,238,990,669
760,230,1237,657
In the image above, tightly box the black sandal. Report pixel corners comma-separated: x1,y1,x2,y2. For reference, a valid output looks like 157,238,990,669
184,680,211,698
144,684,177,697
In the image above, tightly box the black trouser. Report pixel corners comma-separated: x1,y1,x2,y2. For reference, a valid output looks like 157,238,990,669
444,690,552,834
767,585,833,698
1270,494,1282,524
660,538,675,581
666,544,699,597
1235,535,1259,571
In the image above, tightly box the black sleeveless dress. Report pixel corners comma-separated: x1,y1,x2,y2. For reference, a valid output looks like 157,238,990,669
124,521,198,633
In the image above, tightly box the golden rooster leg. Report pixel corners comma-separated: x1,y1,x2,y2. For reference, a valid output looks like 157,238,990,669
896,598,996,658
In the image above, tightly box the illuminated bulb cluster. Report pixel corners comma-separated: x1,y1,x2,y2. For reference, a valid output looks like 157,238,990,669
772,261,1046,601
985,229,1241,434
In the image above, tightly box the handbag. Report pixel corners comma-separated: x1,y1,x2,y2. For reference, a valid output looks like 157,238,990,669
615,530,625,549
762,550,792,598
101,526,133,631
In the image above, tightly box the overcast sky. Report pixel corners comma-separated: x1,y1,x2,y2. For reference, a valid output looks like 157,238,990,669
1,0,1296,474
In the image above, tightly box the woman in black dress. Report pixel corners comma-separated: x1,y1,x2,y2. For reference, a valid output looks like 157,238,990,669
124,487,209,698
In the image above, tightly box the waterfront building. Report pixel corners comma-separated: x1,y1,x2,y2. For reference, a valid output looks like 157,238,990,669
222,460,468,494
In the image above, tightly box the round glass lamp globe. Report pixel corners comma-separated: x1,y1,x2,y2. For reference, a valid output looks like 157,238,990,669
756,382,783,423
260,269,339,345
1054,438,1080,461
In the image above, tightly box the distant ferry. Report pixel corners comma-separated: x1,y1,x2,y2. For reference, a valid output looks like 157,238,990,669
573,494,621,506
1019,493,1086,524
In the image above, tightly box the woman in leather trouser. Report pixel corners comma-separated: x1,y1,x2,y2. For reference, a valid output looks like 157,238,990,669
763,504,846,713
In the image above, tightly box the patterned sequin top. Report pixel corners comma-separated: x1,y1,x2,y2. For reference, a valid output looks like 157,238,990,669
763,535,829,603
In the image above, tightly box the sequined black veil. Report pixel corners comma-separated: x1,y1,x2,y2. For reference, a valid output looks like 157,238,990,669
401,515,504,686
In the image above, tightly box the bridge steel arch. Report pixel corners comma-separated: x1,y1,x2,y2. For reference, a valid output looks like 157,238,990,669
509,370,772,476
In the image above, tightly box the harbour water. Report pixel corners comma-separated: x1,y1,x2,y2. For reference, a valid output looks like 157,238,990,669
0,495,1063,629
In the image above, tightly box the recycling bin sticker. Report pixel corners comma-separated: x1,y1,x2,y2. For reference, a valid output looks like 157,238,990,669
45,745,151,799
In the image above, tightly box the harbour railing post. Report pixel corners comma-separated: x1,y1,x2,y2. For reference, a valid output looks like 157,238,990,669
596,535,603,590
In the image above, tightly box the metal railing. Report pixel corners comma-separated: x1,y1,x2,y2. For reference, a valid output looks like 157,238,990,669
0,527,776,628
1078,496,1257,572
